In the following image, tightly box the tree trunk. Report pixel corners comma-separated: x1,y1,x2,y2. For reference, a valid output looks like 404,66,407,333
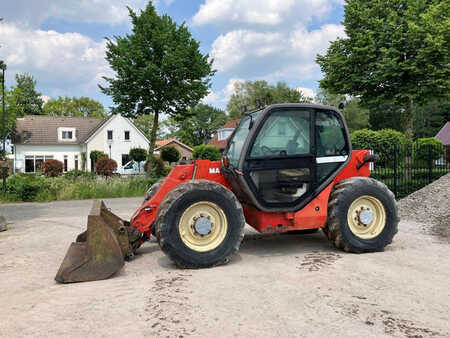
405,96,413,139
146,111,159,178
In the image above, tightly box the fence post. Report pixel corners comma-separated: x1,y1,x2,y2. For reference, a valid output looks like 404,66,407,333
393,144,398,198
428,144,433,184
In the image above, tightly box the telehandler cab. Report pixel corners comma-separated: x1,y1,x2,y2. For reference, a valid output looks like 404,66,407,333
55,103,398,283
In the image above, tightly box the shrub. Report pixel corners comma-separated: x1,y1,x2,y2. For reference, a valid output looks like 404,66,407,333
414,138,444,162
7,174,48,201
90,150,108,165
129,147,147,163
64,169,96,180
42,159,64,177
144,155,166,177
0,160,11,179
96,158,118,177
161,146,180,163
351,129,410,165
192,145,221,161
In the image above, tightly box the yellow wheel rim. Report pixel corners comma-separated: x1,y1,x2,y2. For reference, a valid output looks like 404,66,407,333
178,201,228,252
347,195,386,239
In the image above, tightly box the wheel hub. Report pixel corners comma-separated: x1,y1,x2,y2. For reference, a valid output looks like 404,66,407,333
178,201,228,252
347,195,386,239
193,216,213,236
357,208,374,226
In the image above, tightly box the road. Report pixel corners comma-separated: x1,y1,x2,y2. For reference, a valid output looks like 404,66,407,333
1,197,449,337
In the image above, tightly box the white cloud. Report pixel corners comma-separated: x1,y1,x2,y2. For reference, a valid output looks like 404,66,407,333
296,87,315,99
210,24,345,80
202,78,244,106
2,0,149,27
0,22,111,97
193,0,340,27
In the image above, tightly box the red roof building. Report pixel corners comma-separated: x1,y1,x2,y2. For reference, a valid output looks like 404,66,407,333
435,122,450,162
207,119,240,151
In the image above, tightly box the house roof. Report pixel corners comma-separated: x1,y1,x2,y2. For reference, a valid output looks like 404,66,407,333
435,122,450,145
14,115,106,145
207,119,241,150
155,138,193,152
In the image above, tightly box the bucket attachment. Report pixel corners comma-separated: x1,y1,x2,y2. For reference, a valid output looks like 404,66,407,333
55,200,133,283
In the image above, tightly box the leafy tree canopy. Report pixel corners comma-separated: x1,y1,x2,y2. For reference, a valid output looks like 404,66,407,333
133,114,171,140
168,103,227,147
315,87,369,132
100,1,215,176
44,96,106,117
227,80,311,119
317,0,450,138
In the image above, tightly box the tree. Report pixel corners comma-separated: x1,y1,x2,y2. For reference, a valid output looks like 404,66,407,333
315,87,369,132
316,0,450,138
413,99,450,138
89,150,108,171
133,114,170,140
227,80,311,119
160,146,180,163
169,104,227,146
129,147,147,171
100,2,215,176
44,96,106,117
9,73,44,116
1,73,44,138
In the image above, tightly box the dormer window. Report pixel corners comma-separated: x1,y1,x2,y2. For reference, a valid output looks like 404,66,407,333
58,127,76,142
62,131,73,139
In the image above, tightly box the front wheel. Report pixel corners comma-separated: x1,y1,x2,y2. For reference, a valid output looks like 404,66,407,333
324,177,399,253
155,180,245,268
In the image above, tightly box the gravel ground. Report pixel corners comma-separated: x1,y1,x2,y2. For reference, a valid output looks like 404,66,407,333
1,191,449,337
398,173,450,241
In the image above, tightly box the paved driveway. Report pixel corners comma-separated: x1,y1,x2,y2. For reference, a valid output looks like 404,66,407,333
1,198,449,337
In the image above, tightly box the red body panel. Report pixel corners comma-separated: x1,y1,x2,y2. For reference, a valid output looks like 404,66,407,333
130,150,372,238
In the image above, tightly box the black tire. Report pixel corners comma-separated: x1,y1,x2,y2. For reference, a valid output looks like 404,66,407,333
324,177,399,253
155,180,245,268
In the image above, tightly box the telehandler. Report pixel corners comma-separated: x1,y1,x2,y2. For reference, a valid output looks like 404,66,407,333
56,103,398,283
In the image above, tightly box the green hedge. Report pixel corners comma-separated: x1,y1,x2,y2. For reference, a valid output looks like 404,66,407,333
351,129,410,166
192,145,221,161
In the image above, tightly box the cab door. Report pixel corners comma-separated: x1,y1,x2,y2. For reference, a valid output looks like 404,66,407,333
243,107,315,209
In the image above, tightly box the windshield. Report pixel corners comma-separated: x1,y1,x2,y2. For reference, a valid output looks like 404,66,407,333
225,109,262,167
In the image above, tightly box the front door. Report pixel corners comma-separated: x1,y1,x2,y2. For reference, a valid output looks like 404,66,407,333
243,107,315,208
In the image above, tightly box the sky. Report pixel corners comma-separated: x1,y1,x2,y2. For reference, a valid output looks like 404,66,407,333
0,0,346,112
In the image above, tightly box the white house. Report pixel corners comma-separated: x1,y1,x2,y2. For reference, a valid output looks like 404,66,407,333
14,114,149,173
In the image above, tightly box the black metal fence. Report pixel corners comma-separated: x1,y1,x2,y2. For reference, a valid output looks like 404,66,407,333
370,143,450,199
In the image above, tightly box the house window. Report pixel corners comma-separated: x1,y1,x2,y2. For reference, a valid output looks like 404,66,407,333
218,129,233,141
107,130,113,140
25,156,35,173
64,155,68,172
75,155,79,170
24,155,54,173
124,131,130,141
35,156,44,172
62,131,73,139
122,154,130,166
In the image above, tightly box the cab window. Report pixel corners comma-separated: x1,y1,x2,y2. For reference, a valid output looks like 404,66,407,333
250,109,310,158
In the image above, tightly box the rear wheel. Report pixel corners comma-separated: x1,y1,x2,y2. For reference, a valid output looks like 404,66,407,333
155,180,245,268
324,177,398,253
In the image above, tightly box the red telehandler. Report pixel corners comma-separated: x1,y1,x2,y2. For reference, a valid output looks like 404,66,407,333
55,103,398,283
